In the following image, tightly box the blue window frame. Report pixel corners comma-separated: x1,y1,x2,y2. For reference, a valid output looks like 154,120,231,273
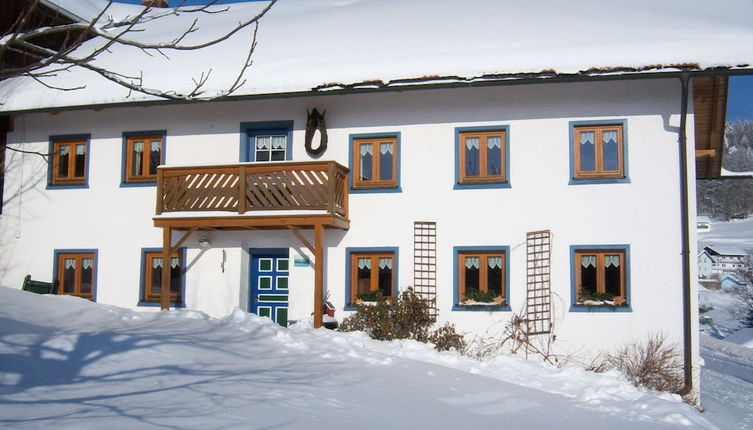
240,121,293,162
48,134,91,189
570,244,632,312
121,130,166,187
452,246,511,311
569,120,629,185
454,126,510,190
348,133,401,193
138,247,186,307
344,247,399,310
53,249,98,301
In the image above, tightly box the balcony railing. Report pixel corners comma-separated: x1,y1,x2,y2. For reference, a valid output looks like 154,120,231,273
156,161,349,218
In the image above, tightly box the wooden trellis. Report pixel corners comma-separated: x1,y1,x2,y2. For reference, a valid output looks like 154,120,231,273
413,221,437,317
525,230,552,335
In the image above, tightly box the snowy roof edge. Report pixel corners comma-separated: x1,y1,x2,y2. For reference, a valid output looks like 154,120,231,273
3,65,751,116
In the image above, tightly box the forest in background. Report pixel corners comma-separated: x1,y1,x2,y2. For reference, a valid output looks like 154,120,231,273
697,120,753,220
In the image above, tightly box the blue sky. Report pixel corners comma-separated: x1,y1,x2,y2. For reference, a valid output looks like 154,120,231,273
727,76,753,121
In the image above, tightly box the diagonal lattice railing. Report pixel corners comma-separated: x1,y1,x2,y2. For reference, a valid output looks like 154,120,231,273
156,161,349,218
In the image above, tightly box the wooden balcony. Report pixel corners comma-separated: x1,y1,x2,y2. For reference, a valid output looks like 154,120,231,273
153,161,350,230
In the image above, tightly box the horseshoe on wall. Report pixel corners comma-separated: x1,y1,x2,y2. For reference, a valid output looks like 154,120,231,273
305,108,328,156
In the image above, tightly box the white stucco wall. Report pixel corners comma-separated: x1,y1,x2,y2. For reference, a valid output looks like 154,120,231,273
1,78,698,371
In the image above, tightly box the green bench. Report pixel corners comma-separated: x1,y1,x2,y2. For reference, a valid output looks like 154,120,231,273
21,275,59,295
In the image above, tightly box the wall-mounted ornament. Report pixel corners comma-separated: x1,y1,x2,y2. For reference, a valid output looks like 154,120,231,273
305,108,328,156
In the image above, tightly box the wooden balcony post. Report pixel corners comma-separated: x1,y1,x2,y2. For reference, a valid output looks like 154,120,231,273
314,223,324,328
238,165,246,214
160,226,172,310
326,162,336,215
156,167,164,215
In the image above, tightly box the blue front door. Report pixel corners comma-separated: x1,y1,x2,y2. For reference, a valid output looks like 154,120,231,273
250,250,289,327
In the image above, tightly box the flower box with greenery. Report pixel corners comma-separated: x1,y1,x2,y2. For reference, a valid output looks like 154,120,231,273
576,288,627,307
459,288,505,306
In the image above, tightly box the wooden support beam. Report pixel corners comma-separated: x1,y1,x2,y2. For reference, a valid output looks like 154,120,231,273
160,226,172,310
170,226,197,254
287,225,315,255
313,223,324,329
695,149,716,158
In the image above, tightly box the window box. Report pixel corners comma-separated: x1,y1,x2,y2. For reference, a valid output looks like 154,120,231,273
48,135,90,188
349,133,401,193
453,246,510,311
570,245,631,312
454,126,509,189
53,249,97,299
569,121,629,184
122,131,165,186
344,247,398,309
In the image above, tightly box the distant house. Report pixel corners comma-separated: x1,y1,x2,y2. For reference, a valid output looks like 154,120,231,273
698,250,715,279
696,216,712,231
720,274,747,290
700,245,751,277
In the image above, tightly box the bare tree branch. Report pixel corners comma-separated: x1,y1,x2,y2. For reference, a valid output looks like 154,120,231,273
1,0,277,101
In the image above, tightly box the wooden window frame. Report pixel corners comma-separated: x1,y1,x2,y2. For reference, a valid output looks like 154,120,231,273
572,124,625,180
50,137,89,186
457,250,506,305
141,249,184,304
348,250,396,304
351,135,399,190
458,129,507,185
573,248,628,306
55,251,96,299
124,134,164,184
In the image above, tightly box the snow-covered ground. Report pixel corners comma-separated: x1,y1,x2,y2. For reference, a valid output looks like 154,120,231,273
0,287,710,430
697,218,753,429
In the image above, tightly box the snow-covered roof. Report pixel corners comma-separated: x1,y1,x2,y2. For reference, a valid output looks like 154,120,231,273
705,245,749,257
697,216,712,224
3,0,753,113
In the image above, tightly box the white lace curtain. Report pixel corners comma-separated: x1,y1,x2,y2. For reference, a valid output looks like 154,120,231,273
357,257,371,270
64,258,75,270
360,144,373,157
488,256,502,269
487,136,501,149
465,137,480,150
67,258,92,270
379,142,393,155
465,256,480,269
378,257,392,270
602,130,618,145
580,131,595,146
581,255,596,268
152,257,180,269
605,255,620,267
75,144,86,155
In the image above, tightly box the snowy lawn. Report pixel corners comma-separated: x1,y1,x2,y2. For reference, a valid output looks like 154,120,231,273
0,287,711,429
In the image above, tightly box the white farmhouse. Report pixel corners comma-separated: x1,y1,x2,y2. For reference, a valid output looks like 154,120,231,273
702,245,751,276
2,0,752,398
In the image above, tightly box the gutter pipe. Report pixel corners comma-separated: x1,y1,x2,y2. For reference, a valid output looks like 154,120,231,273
678,72,693,395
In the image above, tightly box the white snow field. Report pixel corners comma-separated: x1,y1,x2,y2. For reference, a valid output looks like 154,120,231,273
0,287,710,430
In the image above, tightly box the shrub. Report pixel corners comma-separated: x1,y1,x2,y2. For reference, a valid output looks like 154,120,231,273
429,323,466,352
339,288,466,351
602,334,683,393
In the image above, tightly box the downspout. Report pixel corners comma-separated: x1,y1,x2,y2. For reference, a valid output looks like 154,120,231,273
677,72,693,395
